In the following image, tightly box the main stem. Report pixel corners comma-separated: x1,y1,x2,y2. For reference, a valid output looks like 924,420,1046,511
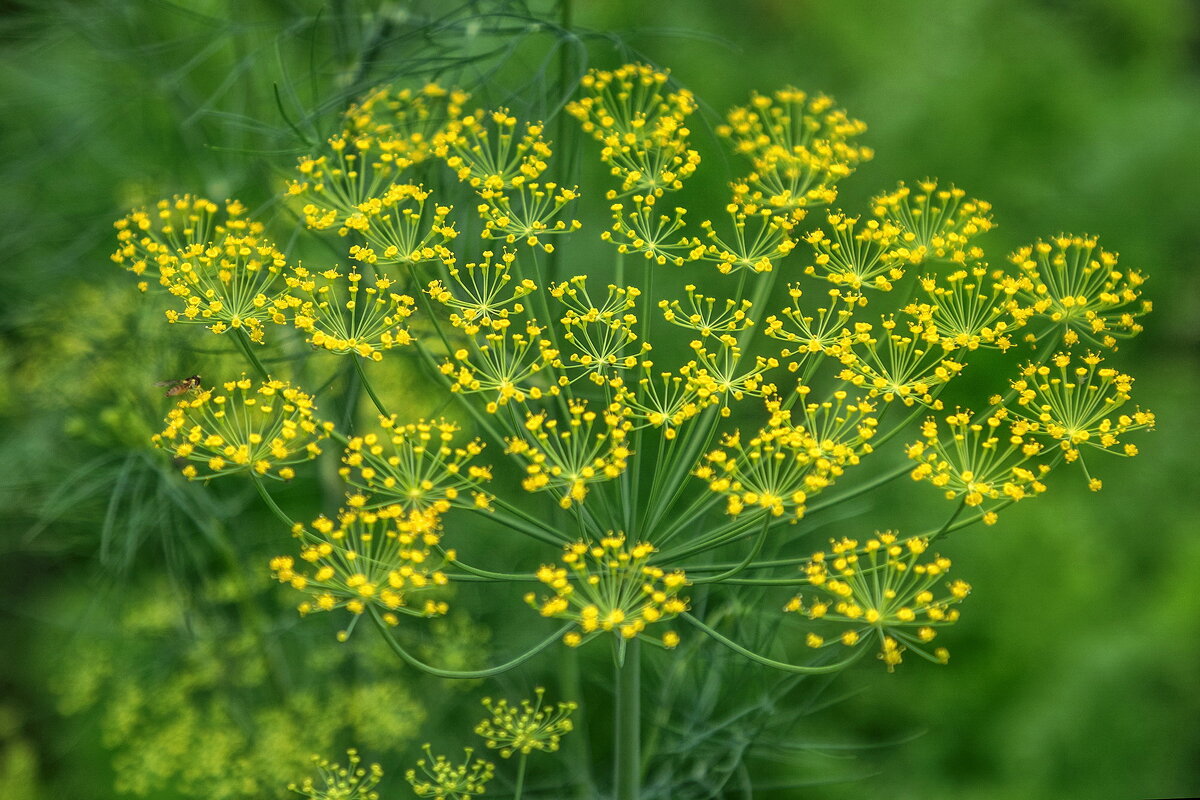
614,638,641,800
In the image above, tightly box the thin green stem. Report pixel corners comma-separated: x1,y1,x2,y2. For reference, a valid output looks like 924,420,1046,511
351,356,390,417
253,475,297,528
800,461,913,518
235,328,271,380
434,544,536,581
690,513,771,584
614,637,640,800
681,613,865,674
369,608,571,679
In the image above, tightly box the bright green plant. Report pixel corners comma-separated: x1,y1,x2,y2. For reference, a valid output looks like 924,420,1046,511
113,54,1154,799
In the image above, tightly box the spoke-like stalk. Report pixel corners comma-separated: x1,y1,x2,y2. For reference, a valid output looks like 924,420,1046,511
370,608,570,679
235,328,271,379
351,355,391,418
682,613,865,674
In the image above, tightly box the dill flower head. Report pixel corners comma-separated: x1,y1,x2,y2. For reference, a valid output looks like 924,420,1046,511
153,376,331,480
719,87,872,217
406,746,494,800
696,208,797,274
275,263,416,359
345,183,458,267
111,195,260,292
338,416,494,512
427,248,536,329
344,82,470,164
764,285,864,369
602,201,702,266
802,211,918,291
1010,235,1150,348
290,749,382,800
474,687,576,758
118,210,288,343
784,532,970,671
434,107,552,190
1004,350,1155,488
917,265,1033,352
871,179,993,264
505,400,632,509
551,277,648,377
836,310,965,407
695,394,875,518
439,319,562,412
525,534,689,647
270,504,451,626
907,408,1049,521
567,63,700,198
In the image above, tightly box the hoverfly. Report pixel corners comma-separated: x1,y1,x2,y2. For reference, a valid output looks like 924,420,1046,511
155,375,202,397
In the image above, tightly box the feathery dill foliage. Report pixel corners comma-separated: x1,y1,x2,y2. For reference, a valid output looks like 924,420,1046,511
115,57,1155,797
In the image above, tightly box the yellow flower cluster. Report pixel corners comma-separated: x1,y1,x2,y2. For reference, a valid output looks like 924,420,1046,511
785,532,970,671
764,285,863,371
907,408,1049,523
274,263,416,359
917,265,1033,352
345,83,468,162
114,196,286,343
111,195,260,292
718,87,872,217
836,312,965,407
269,504,451,625
871,179,993,263
153,376,330,480
1006,351,1155,488
551,277,648,377
427,248,536,330
1010,235,1150,348
440,318,562,412
566,63,700,199
290,750,383,800
526,535,688,647
344,183,458,267
288,84,469,232
339,416,494,512
474,688,576,759
505,400,632,509
696,394,875,517
803,212,919,291
406,746,493,800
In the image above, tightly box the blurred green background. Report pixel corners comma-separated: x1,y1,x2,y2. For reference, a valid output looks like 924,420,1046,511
1,1,1197,798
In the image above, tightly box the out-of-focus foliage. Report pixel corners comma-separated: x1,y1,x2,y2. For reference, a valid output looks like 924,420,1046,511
1,1,1197,799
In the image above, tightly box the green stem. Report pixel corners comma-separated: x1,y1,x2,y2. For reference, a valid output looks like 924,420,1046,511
253,476,297,528
235,328,271,380
681,613,866,674
614,637,641,800
435,544,536,581
351,356,390,418
370,608,571,679
690,513,771,584
560,646,594,799
513,751,529,800
801,461,913,518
